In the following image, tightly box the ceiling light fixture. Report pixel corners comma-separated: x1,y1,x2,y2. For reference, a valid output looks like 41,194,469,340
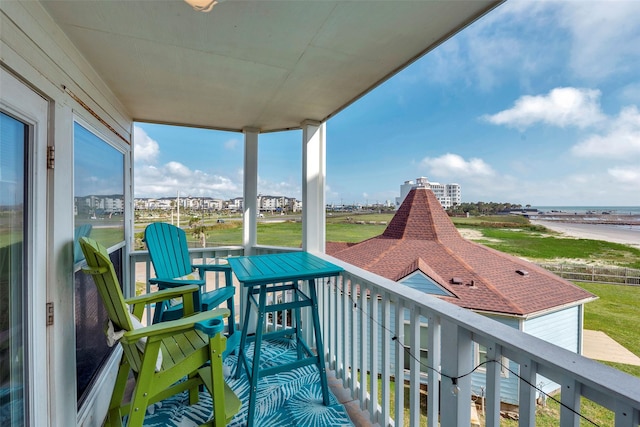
184,0,225,13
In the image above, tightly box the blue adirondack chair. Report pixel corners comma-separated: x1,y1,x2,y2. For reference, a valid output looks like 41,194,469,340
73,224,92,263
144,223,238,353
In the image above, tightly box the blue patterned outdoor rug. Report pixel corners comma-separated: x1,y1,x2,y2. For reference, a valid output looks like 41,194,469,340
143,338,353,426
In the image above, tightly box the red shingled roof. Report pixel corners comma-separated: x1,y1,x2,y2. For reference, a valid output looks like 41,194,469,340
327,188,595,316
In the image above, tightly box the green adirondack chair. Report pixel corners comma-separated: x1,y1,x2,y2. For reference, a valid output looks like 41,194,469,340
144,223,238,354
79,237,240,427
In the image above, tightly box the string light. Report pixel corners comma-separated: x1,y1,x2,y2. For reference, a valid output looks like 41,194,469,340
450,377,460,396
332,280,601,427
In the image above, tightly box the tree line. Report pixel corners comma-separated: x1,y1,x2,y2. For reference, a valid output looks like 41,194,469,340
447,201,531,216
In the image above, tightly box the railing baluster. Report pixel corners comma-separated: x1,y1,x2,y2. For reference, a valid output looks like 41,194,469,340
440,320,472,427
614,403,639,427
485,343,502,427
518,359,537,427
351,277,359,398
381,292,392,427
394,299,405,427
319,277,328,365
409,304,421,427
336,275,344,380
559,377,580,427
370,291,380,422
328,276,337,371
359,286,369,409
427,313,440,427
342,279,353,388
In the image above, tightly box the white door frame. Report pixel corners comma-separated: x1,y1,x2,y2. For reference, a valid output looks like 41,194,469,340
0,67,50,426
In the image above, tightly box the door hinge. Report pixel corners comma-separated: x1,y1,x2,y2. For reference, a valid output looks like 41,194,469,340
47,146,55,169
46,302,54,326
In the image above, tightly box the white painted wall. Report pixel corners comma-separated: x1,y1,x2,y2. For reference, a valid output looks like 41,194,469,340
1,2,133,425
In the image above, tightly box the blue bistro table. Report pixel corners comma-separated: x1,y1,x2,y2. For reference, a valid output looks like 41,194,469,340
227,252,344,426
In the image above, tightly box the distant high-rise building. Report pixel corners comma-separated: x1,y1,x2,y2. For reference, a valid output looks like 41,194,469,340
395,177,460,209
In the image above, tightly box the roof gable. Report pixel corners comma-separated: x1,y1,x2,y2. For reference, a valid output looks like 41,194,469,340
400,270,453,297
328,188,595,316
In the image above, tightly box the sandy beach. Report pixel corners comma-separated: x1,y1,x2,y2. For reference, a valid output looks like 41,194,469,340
530,220,640,248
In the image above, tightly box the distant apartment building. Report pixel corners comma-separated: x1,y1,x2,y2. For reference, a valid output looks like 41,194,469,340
134,195,302,213
228,197,243,212
257,195,301,213
396,177,461,209
75,194,124,217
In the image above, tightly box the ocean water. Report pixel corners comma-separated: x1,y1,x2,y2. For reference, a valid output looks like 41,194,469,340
534,206,640,215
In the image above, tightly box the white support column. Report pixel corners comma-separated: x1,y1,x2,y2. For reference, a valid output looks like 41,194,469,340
243,128,259,254
301,120,326,254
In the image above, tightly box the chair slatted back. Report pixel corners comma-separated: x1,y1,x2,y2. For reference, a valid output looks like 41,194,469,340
79,237,148,370
144,223,192,279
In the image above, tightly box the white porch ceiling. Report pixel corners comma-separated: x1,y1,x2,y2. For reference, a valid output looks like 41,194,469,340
42,0,502,133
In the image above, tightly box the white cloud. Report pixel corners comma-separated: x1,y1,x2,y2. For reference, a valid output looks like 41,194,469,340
416,1,640,92
133,126,245,199
420,153,495,178
571,106,640,158
483,87,605,129
135,162,240,199
414,0,562,92
608,166,640,185
133,125,159,164
224,138,239,150
165,161,192,178
560,1,640,82
257,176,301,199
619,82,640,105
414,152,640,205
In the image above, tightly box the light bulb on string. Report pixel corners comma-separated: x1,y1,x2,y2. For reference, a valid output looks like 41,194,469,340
451,378,460,396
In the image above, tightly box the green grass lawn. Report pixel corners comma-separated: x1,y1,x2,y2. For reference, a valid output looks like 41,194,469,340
576,281,640,378
134,212,639,266
450,214,533,227
469,228,640,268
135,217,390,249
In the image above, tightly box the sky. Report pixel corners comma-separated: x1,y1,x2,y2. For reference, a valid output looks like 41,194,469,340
134,0,640,207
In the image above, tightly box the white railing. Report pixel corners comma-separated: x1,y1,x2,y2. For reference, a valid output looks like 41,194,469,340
129,246,640,427
316,254,640,427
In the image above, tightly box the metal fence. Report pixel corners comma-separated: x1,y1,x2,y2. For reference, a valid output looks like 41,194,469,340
536,263,640,286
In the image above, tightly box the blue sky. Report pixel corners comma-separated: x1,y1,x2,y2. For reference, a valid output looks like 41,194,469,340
134,0,640,207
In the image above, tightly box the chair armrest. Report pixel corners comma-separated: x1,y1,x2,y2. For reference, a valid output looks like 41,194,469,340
121,308,230,344
194,317,225,337
125,285,199,318
191,263,231,273
149,277,205,287
125,284,200,306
